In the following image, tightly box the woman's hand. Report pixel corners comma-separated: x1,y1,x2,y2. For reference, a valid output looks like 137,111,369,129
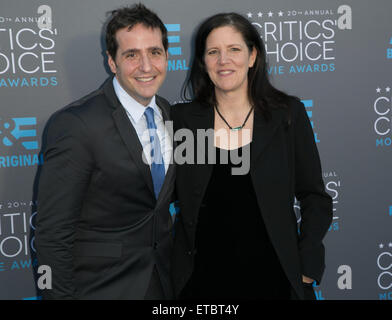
302,275,314,284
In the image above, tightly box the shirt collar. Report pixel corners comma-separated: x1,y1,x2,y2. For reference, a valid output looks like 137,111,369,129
112,77,162,123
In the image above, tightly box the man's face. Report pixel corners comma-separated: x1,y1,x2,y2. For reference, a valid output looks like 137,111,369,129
108,23,168,106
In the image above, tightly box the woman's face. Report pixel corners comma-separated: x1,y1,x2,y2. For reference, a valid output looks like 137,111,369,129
204,25,256,97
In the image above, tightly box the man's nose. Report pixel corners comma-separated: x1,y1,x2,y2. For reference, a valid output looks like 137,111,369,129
139,53,152,72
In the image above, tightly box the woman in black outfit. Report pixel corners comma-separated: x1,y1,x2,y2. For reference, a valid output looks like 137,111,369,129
170,12,332,300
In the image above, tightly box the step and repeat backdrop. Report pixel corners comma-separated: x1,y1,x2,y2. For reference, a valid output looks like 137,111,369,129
0,0,391,300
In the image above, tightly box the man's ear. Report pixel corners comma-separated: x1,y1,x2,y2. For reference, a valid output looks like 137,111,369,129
165,49,169,67
107,51,117,74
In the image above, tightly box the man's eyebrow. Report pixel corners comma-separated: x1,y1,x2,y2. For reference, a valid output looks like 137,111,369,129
149,46,164,52
121,48,138,56
121,47,164,56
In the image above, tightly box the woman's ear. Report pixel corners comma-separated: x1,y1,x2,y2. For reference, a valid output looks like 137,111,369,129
249,46,257,68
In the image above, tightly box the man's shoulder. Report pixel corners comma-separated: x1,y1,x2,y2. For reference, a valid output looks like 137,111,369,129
155,95,171,117
53,79,114,121
44,80,116,137
67,82,113,114
156,95,170,108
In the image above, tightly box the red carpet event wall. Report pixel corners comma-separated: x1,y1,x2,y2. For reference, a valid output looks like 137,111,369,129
0,0,391,300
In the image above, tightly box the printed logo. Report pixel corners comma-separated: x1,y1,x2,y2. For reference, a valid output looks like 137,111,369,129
377,242,392,300
313,282,325,300
23,296,42,300
373,86,391,147
246,5,352,75
324,171,341,232
302,99,320,143
0,5,58,88
0,117,38,150
0,201,37,273
387,38,392,59
169,201,180,218
165,24,188,72
0,117,43,168
294,171,341,233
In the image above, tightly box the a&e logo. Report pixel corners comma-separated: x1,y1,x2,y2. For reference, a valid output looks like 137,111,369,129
387,38,392,59
302,99,320,143
0,117,42,168
165,24,188,72
377,242,392,300
0,117,38,150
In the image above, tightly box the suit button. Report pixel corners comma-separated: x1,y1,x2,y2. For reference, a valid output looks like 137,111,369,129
193,186,203,196
186,249,197,256
153,242,158,249
188,220,195,227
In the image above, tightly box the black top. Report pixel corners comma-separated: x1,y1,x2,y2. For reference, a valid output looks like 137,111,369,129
180,143,291,299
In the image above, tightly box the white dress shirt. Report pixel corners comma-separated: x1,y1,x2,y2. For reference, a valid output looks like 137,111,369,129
113,77,172,173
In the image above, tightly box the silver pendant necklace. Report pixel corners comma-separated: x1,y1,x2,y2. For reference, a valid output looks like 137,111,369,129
214,104,254,131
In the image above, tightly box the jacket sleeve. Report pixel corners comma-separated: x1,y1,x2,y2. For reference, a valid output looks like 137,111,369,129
35,110,94,299
293,100,333,284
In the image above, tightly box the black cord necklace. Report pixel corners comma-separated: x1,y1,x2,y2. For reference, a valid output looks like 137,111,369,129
214,104,254,131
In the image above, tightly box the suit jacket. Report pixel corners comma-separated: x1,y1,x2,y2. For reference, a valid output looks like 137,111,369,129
170,99,332,300
35,77,175,299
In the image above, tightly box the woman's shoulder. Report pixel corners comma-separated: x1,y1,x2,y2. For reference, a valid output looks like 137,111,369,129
284,95,303,108
277,94,306,120
281,95,314,129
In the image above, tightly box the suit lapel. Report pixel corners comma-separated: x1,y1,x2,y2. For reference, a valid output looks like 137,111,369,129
112,107,155,197
190,103,215,131
103,78,155,197
155,97,175,206
156,96,170,122
189,104,215,205
251,108,286,167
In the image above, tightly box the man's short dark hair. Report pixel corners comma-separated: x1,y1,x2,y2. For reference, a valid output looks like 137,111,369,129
105,3,168,60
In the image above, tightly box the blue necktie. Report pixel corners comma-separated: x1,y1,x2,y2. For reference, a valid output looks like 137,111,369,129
144,107,165,199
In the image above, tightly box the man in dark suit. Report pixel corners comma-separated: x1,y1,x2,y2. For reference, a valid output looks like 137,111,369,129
35,4,175,299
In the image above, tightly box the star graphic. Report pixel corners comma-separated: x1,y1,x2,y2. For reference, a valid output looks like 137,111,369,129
386,87,391,92
379,243,384,249
376,88,381,93
247,12,253,18
258,12,263,18
389,242,392,247
268,11,273,17
278,11,284,17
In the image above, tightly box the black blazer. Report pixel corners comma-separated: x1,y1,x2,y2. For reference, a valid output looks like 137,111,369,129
170,99,332,300
35,77,175,299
